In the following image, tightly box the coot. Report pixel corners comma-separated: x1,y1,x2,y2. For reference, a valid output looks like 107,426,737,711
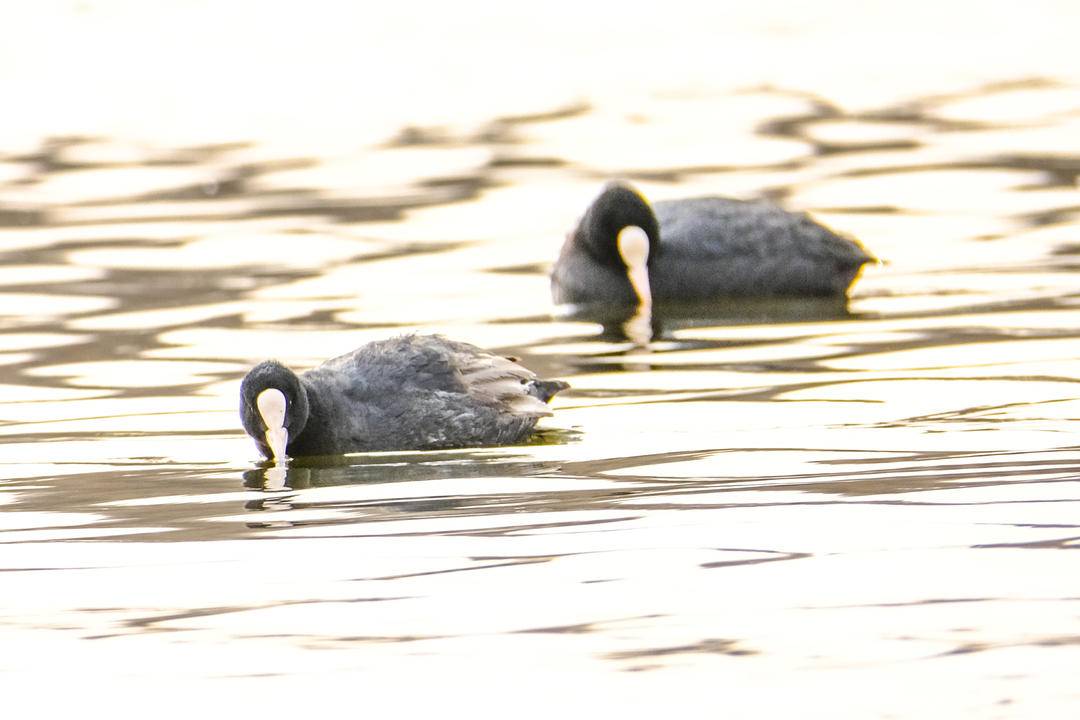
551,182,874,308
240,334,569,460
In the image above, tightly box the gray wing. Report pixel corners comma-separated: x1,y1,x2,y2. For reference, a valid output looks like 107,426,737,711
425,335,563,417
656,197,871,261
653,197,873,297
317,334,564,414
299,335,568,453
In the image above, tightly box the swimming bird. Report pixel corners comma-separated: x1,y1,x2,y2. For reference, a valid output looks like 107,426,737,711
551,182,874,309
239,334,569,460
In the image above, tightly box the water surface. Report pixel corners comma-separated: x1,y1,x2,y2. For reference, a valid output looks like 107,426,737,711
2,2,1080,716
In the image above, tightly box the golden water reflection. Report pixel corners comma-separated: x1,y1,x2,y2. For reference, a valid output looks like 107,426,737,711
2,5,1080,713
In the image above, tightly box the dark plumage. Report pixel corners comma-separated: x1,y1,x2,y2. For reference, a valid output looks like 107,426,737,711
551,181,874,306
239,334,569,459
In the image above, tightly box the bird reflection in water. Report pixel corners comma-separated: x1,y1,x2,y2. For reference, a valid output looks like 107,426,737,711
244,464,312,492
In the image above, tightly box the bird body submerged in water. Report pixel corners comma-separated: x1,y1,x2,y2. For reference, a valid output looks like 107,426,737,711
240,334,569,460
551,182,874,308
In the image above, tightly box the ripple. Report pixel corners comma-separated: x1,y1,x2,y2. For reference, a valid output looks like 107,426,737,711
24,359,242,389
7,165,218,205
67,231,381,271
3,11,1080,707
822,337,1080,372
933,85,1080,124
0,264,105,285
790,168,1071,215
0,293,116,320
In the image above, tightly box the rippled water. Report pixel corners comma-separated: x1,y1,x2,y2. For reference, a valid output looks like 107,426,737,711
3,2,1080,715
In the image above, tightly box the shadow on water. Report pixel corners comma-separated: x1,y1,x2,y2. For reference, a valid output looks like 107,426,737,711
9,433,1072,544
252,442,1078,540
558,295,857,344
240,447,568,492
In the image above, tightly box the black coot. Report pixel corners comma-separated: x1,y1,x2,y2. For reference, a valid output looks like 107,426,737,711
240,334,569,460
551,182,874,308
